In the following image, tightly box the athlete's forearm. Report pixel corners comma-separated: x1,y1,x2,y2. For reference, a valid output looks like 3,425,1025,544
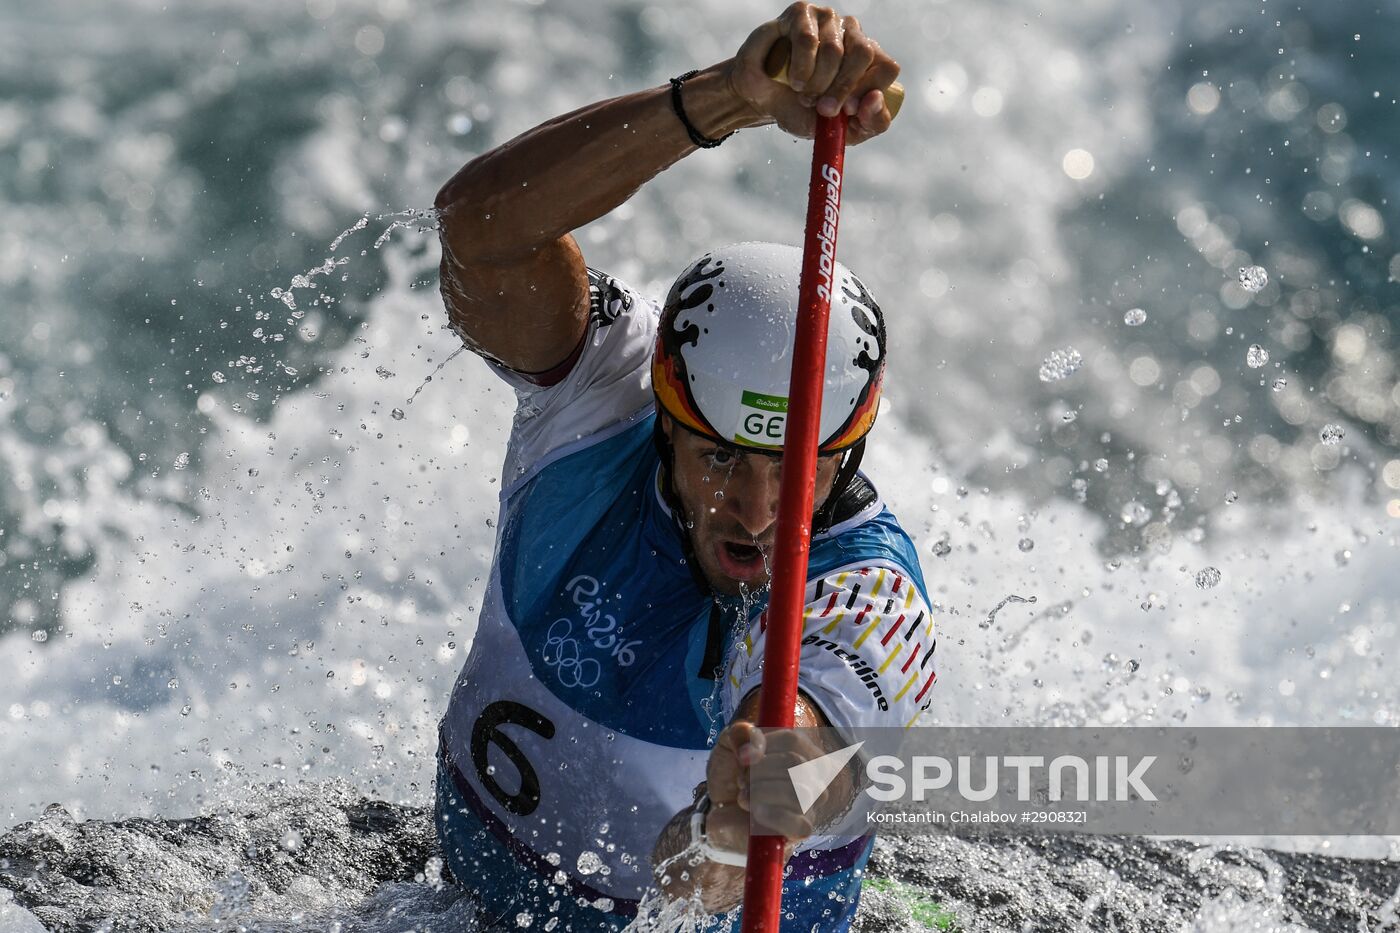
651,795,747,914
433,63,764,263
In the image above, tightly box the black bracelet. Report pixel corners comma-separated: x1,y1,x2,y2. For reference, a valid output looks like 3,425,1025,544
669,70,734,149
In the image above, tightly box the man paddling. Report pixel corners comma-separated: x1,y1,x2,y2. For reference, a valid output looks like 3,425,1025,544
431,5,937,929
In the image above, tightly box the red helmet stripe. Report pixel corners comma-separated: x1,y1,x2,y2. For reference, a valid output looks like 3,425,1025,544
820,370,883,452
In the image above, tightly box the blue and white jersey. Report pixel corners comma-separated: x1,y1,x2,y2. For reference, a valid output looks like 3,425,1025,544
436,270,938,931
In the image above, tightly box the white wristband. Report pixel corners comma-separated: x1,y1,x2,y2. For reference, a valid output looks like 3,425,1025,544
689,793,748,867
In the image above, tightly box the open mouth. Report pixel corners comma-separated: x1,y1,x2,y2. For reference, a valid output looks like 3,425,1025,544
724,542,762,563
715,540,769,581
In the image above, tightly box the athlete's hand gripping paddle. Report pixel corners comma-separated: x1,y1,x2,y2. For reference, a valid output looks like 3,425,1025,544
762,38,905,120
738,43,901,933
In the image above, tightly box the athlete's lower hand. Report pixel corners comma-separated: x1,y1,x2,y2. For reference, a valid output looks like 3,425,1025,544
723,3,899,145
651,693,850,912
705,720,833,855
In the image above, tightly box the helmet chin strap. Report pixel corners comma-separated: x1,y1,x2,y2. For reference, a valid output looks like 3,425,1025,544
812,438,866,537
652,416,714,593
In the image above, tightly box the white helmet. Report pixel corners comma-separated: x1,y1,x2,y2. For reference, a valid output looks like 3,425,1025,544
651,242,885,453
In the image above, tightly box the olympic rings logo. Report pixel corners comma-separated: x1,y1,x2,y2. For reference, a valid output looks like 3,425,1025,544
542,618,601,689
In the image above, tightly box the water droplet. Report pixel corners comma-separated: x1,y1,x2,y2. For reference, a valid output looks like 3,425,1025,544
1093,458,1108,473
1194,567,1221,589
1271,377,1287,391
931,537,952,558
281,829,303,851
1246,344,1270,368
30,630,48,643
211,371,226,384
577,851,604,875
1017,538,1034,552
1224,490,1238,504
271,286,297,310
1127,658,1140,673
516,912,533,928
1038,347,1083,382
1123,308,1147,326
173,452,190,471
391,408,406,421
1120,501,1151,526
1320,423,1344,445
1238,265,1268,293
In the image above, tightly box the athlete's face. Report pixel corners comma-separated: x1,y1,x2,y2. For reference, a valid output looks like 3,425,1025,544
662,415,842,597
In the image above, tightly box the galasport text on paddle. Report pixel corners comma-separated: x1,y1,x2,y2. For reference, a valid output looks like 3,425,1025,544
741,42,906,933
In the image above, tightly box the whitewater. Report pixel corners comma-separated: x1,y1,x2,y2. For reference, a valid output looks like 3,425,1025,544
1,0,1397,929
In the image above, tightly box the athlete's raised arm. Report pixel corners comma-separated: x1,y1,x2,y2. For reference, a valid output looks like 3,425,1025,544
433,2,898,376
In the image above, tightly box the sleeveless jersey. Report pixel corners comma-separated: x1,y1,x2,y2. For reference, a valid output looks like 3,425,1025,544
436,270,938,931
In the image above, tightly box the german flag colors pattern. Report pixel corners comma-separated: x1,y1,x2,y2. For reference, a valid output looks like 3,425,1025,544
724,565,938,732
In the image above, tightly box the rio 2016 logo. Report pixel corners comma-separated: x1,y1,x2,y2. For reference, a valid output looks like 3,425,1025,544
540,575,643,688
541,618,601,688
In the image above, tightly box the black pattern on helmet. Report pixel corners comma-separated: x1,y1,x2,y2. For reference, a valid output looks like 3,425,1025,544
840,272,886,384
659,255,726,359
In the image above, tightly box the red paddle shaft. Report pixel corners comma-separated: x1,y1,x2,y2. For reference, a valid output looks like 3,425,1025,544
739,112,848,933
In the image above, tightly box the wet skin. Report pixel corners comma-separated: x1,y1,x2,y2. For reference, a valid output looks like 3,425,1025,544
660,413,842,597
